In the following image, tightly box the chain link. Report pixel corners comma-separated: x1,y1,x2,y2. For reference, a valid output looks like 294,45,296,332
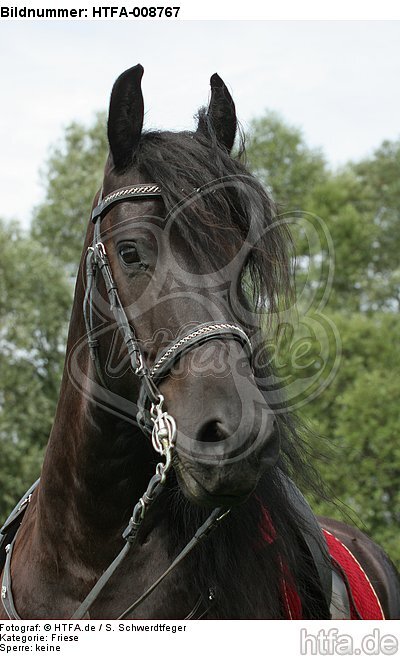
122,396,177,543
151,395,177,483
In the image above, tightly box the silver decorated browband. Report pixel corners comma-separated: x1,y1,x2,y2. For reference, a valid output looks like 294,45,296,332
91,183,162,223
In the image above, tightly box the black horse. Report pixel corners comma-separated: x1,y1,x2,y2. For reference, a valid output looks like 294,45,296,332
1,65,399,620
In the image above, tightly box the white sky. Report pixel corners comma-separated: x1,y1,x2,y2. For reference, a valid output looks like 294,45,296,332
1,19,400,226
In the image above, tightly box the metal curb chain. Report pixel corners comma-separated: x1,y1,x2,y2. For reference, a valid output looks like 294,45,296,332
123,395,176,542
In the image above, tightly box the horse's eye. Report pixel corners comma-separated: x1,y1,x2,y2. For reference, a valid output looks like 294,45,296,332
119,244,140,265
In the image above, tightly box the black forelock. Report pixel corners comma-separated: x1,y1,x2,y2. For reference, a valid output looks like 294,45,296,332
130,118,293,319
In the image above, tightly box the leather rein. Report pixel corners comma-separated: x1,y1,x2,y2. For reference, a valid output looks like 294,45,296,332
1,183,253,620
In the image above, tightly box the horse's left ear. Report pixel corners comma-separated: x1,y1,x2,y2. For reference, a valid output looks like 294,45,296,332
107,64,144,171
197,73,237,153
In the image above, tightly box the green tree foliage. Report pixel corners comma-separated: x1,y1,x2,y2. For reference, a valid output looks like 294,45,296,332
298,172,373,311
248,114,400,315
0,219,72,518
32,112,108,268
282,312,400,563
1,114,107,522
246,110,327,210
246,113,399,565
352,140,400,311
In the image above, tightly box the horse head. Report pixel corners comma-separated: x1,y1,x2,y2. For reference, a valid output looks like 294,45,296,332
82,64,290,509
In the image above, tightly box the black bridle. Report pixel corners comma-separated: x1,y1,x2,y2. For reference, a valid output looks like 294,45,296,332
2,182,253,621
84,182,252,437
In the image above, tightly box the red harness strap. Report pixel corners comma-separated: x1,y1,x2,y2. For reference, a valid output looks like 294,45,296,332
258,504,385,619
323,529,385,620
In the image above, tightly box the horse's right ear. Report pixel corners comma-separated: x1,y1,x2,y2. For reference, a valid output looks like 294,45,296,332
107,64,144,171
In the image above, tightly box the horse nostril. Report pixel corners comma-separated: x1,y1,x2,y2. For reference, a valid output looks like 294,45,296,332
197,420,228,443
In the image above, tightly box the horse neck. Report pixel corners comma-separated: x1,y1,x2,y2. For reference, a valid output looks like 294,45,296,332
35,259,156,555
